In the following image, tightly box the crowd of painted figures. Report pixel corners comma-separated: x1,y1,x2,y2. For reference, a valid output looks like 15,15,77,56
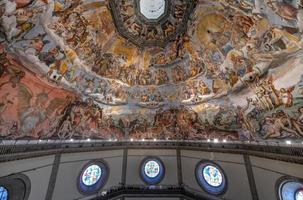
0,0,303,140
110,0,192,46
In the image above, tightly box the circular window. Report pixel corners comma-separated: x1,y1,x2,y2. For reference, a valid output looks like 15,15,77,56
139,0,166,20
0,186,8,200
81,165,102,186
195,161,227,195
144,160,160,178
78,161,109,195
278,178,303,200
296,189,303,200
203,165,223,187
140,157,165,185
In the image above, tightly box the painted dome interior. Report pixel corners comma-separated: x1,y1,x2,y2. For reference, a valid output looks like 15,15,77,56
1,0,303,142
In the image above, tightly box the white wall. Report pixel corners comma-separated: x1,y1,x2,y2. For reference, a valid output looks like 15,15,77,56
126,149,178,186
0,155,54,200
52,150,123,200
181,150,252,200
251,156,303,200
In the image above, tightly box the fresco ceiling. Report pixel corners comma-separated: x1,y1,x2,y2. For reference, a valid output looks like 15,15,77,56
0,0,303,141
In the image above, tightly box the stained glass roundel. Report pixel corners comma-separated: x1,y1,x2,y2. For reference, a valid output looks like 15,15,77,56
296,190,303,200
81,165,102,186
78,161,109,195
0,186,8,200
140,157,165,185
202,165,223,187
278,178,303,200
196,161,227,195
144,160,160,178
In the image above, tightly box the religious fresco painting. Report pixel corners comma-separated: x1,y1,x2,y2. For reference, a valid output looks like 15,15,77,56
0,0,303,141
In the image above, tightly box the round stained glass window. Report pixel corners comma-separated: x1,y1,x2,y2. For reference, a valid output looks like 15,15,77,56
144,160,160,178
78,161,109,195
140,157,165,185
0,186,8,200
296,190,303,200
81,165,102,186
278,178,303,200
196,161,227,195
202,165,223,187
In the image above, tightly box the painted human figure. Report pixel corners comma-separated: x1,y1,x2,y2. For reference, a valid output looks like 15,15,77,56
0,93,13,124
279,87,294,107
299,107,303,125
290,107,303,137
58,116,72,139
262,111,298,138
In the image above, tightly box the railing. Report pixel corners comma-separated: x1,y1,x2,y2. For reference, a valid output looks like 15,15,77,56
88,184,220,200
1,139,302,147
0,139,303,162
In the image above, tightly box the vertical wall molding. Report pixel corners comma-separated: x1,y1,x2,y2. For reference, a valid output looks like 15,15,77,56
121,147,128,185
177,148,183,185
120,147,128,200
243,154,259,200
45,153,61,200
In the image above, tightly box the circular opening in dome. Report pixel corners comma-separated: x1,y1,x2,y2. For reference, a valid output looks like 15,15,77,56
296,189,303,200
202,165,223,187
139,0,166,20
195,161,227,195
78,161,109,195
278,178,303,200
140,157,165,185
81,164,102,186
144,160,160,178
0,186,8,200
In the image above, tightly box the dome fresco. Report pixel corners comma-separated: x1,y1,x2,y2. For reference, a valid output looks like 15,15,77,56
0,0,303,141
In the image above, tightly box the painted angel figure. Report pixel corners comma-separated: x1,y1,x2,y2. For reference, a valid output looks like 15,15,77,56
0,93,13,124
58,116,73,139
279,87,295,108
17,84,68,138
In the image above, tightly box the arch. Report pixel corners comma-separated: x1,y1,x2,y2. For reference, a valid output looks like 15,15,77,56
0,174,31,200
276,176,303,200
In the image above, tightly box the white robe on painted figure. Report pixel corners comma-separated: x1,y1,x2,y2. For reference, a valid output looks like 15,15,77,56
1,0,19,40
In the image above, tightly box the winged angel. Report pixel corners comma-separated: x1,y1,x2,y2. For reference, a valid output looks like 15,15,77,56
17,84,68,138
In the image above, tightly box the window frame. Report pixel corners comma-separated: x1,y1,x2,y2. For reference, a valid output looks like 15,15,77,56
276,176,303,200
77,160,110,195
0,174,31,200
195,160,227,195
140,157,165,185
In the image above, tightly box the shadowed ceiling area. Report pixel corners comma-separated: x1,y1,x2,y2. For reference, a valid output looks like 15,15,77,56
0,0,303,142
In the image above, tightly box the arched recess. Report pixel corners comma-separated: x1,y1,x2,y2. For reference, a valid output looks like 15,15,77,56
0,174,31,200
276,176,303,200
